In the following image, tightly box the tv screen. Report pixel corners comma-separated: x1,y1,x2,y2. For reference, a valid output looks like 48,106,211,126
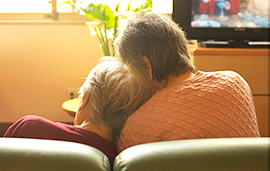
173,0,269,48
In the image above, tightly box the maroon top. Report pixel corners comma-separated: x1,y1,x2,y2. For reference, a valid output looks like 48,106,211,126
4,115,117,168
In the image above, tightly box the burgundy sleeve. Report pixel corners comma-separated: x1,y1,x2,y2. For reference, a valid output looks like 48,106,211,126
3,115,50,138
3,117,27,137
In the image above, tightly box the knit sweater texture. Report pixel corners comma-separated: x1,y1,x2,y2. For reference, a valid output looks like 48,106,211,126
117,71,260,152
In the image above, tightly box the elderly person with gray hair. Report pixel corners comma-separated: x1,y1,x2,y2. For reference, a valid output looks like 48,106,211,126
114,12,260,153
4,57,155,168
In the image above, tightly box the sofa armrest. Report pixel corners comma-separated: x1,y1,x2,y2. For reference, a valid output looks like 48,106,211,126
114,138,269,171
0,138,110,171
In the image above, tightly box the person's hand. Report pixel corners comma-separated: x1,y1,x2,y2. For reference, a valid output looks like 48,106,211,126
247,6,260,15
224,1,231,11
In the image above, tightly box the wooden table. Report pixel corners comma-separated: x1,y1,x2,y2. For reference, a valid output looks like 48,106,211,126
62,98,81,117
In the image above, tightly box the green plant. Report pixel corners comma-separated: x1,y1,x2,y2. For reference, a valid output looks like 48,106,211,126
60,0,152,56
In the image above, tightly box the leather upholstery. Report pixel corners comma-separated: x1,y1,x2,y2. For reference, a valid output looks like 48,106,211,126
114,138,269,171
0,138,110,171
1,137,268,171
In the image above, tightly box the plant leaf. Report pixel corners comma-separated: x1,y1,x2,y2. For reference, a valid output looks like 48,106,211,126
58,0,75,7
115,0,123,12
133,0,152,12
79,2,115,29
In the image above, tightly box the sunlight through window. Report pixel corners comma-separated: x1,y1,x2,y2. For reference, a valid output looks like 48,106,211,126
0,0,71,13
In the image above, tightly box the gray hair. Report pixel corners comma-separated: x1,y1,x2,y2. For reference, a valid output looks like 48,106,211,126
79,57,155,139
114,12,195,85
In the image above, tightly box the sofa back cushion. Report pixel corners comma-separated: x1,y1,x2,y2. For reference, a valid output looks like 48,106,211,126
0,138,110,171
114,138,269,171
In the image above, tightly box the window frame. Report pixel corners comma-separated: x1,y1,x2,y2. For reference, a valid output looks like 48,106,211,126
0,0,90,22
0,0,173,22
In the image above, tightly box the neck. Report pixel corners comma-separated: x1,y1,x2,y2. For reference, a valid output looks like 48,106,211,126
76,122,113,142
166,72,194,87
74,95,113,142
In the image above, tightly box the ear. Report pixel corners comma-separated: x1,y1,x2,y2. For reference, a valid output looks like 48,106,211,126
143,56,153,80
78,94,89,111
74,94,90,126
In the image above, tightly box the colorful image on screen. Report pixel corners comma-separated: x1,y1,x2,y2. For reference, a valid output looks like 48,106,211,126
191,0,269,28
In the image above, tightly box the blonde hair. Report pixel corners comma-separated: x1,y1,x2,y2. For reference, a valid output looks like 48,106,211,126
79,57,155,139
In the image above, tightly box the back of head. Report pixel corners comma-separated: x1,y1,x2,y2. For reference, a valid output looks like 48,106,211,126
114,12,195,84
79,57,155,139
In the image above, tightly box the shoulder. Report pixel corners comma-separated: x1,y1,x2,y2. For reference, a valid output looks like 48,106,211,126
212,70,249,85
4,115,58,137
10,115,53,130
200,70,250,88
20,115,46,120
198,70,246,81
197,70,240,77
16,115,52,126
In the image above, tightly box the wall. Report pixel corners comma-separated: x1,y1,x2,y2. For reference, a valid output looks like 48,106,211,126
0,22,103,123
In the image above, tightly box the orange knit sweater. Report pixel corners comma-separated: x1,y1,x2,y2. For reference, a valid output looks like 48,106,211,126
117,71,260,152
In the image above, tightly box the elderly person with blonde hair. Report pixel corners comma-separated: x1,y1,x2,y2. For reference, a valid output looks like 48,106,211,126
4,57,155,168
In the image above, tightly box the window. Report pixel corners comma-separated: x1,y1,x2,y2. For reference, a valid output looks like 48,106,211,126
0,0,86,21
0,0,72,13
0,0,172,21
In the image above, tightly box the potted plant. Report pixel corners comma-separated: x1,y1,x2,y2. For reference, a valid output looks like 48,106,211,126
60,0,152,56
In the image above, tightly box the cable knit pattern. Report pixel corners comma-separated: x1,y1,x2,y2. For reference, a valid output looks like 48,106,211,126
117,71,260,152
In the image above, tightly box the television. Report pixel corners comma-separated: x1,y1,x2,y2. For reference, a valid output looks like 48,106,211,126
172,0,269,48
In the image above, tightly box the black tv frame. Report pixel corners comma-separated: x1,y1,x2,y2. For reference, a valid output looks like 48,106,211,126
172,0,269,48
